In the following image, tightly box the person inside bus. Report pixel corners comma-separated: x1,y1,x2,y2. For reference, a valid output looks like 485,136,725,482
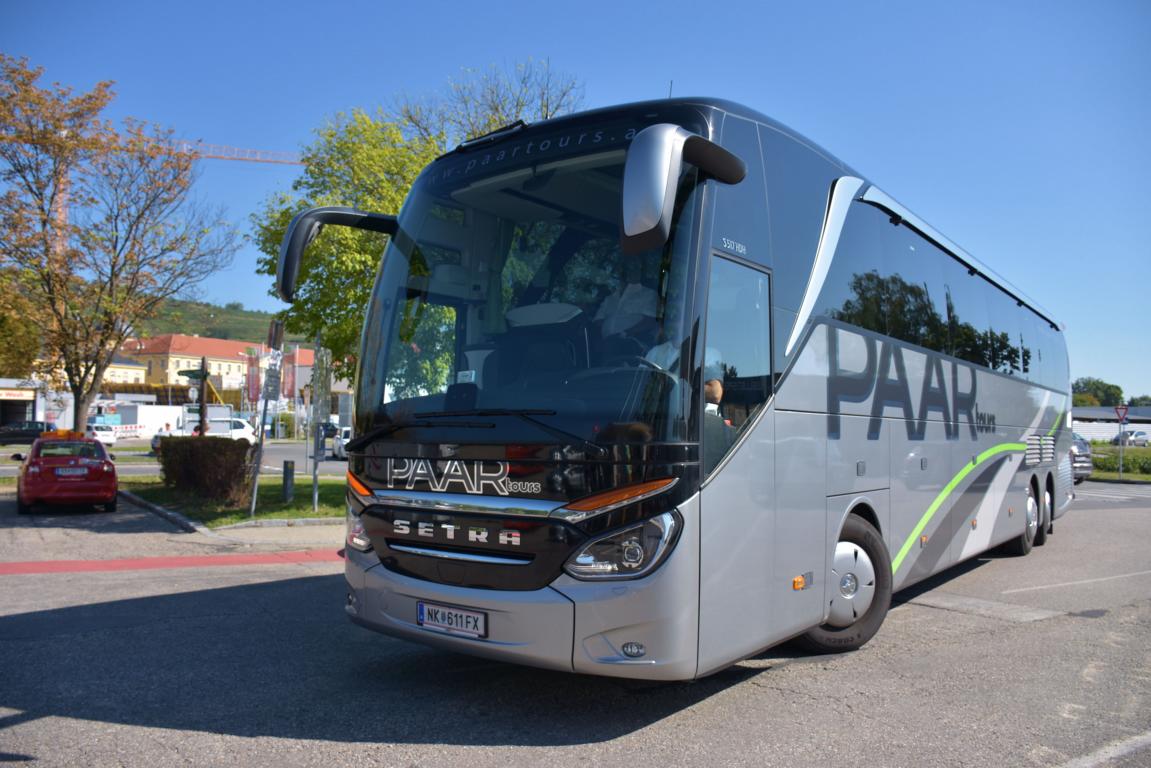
595,259,657,339
701,357,736,473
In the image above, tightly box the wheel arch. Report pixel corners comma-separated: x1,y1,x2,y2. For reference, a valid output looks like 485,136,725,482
847,502,881,538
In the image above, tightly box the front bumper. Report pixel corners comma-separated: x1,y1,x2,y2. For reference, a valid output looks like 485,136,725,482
344,530,701,681
1071,455,1092,480
346,552,576,673
22,481,117,505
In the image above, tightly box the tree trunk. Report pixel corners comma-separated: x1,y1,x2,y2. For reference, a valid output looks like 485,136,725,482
71,386,97,432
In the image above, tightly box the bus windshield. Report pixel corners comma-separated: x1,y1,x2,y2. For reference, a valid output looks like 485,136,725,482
355,146,702,449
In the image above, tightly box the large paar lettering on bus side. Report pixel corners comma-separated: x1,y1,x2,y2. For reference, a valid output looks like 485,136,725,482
825,325,991,441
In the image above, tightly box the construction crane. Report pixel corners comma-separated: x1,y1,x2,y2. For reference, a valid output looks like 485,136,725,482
172,141,303,166
40,138,303,251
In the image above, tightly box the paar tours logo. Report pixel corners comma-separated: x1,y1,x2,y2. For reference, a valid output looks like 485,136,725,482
381,458,542,496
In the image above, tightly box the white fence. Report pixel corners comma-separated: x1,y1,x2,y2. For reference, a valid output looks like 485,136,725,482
1071,420,1148,442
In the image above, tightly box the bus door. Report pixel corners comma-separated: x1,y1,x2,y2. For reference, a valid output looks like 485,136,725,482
695,256,825,673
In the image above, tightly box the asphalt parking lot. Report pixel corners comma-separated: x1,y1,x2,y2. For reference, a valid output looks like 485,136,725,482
1,481,1149,767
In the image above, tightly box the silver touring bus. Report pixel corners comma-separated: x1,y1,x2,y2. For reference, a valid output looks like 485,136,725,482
276,98,1071,680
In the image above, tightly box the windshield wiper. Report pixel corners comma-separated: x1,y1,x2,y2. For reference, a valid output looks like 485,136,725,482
414,409,608,457
344,419,494,454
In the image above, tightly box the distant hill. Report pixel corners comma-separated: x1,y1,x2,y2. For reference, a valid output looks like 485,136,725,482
137,298,307,343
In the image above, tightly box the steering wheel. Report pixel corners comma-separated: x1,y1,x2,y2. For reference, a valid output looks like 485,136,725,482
604,355,663,370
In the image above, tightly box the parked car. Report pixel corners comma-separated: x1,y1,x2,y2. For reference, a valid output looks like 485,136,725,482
209,418,257,444
1071,432,1093,484
179,418,257,444
1110,429,1149,447
0,420,58,445
331,426,352,460
85,423,118,446
12,431,118,514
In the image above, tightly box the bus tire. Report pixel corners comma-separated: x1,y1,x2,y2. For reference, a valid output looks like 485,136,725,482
796,515,892,654
1034,484,1051,547
1004,481,1038,556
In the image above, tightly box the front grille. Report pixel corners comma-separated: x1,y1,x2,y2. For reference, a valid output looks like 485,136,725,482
361,506,587,591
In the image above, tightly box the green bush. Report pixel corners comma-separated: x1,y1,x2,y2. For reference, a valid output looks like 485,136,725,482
1093,452,1151,474
158,436,252,506
276,412,296,437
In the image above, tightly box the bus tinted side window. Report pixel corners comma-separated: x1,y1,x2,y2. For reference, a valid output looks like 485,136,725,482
713,115,770,268
881,222,948,353
817,203,886,335
760,125,843,375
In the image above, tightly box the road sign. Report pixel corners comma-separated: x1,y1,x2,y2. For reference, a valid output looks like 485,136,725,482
1116,405,1129,423
178,369,206,380
262,366,281,400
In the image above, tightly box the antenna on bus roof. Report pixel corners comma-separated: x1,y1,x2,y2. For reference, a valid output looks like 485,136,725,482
668,80,674,98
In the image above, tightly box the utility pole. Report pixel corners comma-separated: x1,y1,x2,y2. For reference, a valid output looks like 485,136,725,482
199,356,207,436
249,321,284,518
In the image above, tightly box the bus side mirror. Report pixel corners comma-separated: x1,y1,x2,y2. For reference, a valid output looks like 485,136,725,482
620,124,747,254
276,207,400,303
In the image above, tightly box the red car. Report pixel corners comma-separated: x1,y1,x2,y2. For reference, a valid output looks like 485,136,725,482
13,431,118,515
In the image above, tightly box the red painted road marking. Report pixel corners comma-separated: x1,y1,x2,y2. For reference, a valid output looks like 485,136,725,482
0,549,344,576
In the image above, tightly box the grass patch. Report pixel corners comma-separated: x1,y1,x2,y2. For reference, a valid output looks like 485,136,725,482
120,476,346,528
1091,444,1151,456
110,452,161,465
1087,471,1151,483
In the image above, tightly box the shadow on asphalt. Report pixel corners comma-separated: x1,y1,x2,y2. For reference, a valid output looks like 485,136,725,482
891,555,994,605
0,502,184,536
0,574,767,746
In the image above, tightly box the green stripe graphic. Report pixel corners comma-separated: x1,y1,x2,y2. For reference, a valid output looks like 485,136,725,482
890,442,1027,575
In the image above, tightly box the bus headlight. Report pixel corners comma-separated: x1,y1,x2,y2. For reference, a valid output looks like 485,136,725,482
346,508,373,552
564,511,680,580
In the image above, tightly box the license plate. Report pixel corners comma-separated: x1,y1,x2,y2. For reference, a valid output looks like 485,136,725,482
55,467,86,477
417,601,488,638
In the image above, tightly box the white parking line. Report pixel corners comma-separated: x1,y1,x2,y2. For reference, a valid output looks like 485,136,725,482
1002,569,1151,594
1056,730,1151,768
907,593,1064,623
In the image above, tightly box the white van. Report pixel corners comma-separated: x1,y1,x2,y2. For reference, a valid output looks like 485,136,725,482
205,418,257,444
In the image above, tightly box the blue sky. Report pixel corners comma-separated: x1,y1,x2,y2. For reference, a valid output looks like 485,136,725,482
3,0,1149,397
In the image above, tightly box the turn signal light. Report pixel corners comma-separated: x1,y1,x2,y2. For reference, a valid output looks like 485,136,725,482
347,471,372,499
556,478,677,523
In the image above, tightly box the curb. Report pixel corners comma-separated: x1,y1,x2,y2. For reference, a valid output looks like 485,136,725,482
1084,477,1151,486
216,517,343,530
117,489,342,538
116,489,238,540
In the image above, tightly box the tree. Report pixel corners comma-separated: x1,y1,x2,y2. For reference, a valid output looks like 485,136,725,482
253,111,440,381
1073,392,1100,408
0,269,41,377
254,61,583,380
0,56,239,429
1129,395,1151,407
397,59,583,149
1072,377,1124,408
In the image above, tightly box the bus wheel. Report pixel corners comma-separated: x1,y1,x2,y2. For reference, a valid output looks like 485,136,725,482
1004,482,1038,556
796,515,892,653
1034,485,1051,547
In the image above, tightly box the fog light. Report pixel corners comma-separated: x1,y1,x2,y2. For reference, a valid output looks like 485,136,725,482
621,642,646,658
346,509,373,552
